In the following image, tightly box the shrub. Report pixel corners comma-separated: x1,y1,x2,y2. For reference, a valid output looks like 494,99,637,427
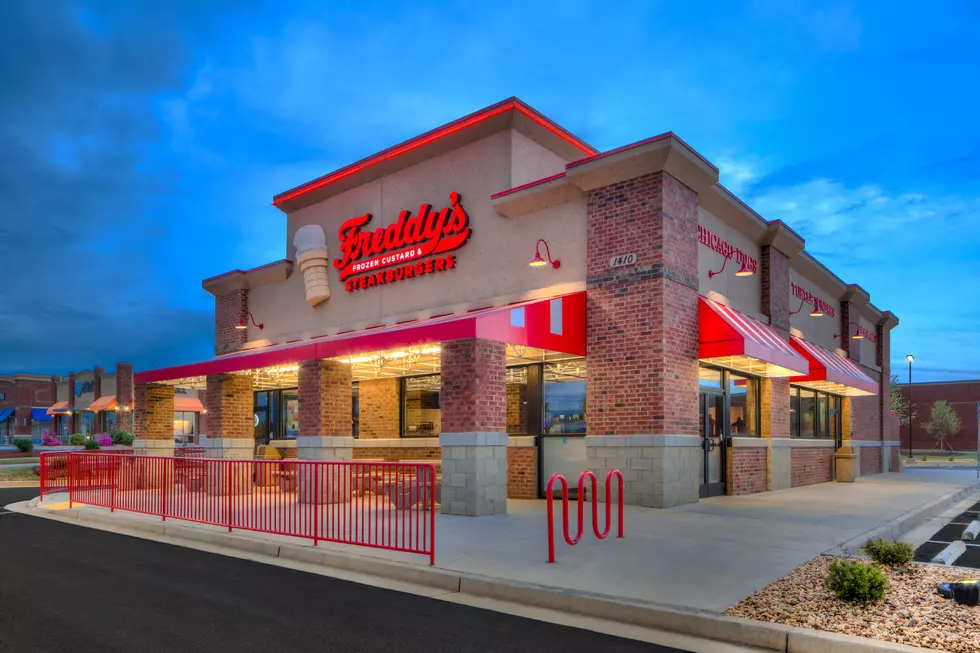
825,559,888,603
97,434,112,447
862,538,914,566
31,465,40,477
69,433,85,446
12,438,33,453
41,430,61,447
83,440,100,450
111,431,133,446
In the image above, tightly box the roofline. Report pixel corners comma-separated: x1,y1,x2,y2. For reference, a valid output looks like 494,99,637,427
272,97,598,208
201,259,293,285
565,131,719,173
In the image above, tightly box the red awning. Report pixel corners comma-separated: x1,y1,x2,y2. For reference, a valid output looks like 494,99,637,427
87,396,117,412
174,397,205,412
136,292,586,384
789,336,878,396
698,297,809,377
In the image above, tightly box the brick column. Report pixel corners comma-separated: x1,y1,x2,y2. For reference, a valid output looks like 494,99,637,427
758,245,793,490
357,378,400,438
215,290,248,355
585,171,701,508
839,300,862,364
116,363,134,434
439,338,508,516
296,359,353,462
204,373,254,459
134,383,174,457
67,372,76,434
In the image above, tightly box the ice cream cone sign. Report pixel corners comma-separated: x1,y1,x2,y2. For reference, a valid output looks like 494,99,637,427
293,225,331,306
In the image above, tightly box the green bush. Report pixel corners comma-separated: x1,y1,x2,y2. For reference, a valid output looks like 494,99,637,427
110,430,134,446
69,433,85,446
862,538,914,566
83,440,100,450
825,559,888,603
12,438,33,452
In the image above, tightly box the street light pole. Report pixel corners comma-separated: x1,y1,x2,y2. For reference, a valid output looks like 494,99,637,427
906,354,914,462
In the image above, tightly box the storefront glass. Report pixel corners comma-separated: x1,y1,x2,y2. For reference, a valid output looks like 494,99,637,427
543,359,586,434
77,412,95,436
174,411,195,443
698,367,724,390
403,375,441,436
506,366,529,435
789,386,840,439
352,383,360,438
728,372,760,436
283,391,300,438
799,389,816,438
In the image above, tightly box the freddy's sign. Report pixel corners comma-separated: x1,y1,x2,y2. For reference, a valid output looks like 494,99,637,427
334,192,472,292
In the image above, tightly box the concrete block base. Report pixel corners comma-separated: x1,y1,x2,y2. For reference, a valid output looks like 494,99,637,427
205,437,254,460
767,440,792,491
296,436,354,462
133,439,175,458
440,432,507,516
585,435,701,508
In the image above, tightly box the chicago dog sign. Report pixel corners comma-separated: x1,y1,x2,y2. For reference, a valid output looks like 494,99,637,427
334,192,472,292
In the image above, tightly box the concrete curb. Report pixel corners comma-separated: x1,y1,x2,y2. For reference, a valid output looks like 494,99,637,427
835,480,980,554
6,500,939,653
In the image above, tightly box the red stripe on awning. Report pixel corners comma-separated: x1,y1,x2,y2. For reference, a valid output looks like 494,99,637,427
789,336,878,396
135,292,586,384
698,297,809,376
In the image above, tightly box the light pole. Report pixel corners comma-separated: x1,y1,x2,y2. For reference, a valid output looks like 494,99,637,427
906,354,914,461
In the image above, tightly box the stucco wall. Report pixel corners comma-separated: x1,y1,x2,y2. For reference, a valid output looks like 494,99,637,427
247,130,587,347
697,208,763,319
101,373,117,398
788,268,840,351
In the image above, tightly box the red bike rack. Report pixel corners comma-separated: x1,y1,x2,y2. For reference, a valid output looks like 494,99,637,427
546,469,624,563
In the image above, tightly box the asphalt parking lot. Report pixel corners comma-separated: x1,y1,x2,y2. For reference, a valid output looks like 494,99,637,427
913,497,980,569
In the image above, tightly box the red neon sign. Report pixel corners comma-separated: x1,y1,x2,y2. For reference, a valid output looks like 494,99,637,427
791,282,836,317
698,225,758,273
335,192,472,291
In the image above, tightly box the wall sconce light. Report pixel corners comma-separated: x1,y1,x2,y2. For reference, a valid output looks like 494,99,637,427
708,253,754,278
789,298,825,317
529,239,560,269
834,322,864,339
236,311,264,330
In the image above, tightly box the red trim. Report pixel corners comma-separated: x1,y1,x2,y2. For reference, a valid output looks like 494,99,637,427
698,297,809,375
789,336,878,395
202,259,293,285
272,99,597,207
489,172,567,200
135,292,587,384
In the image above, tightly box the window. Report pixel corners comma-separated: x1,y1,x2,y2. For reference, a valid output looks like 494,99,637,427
403,375,441,436
698,366,723,390
728,372,760,436
173,411,196,443
351,382,360,439
789,386,840,439
506,366,530,435
283,392,299,438
543,359,586,435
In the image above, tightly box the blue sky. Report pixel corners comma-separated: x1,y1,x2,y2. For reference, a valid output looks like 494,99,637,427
1,0,977,381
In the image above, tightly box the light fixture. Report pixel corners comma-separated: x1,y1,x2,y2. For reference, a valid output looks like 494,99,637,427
708,253,754,278
833,322,865,339
735,260,753,277
236,311,264,330
906,354,914,362
529,239,560,269
810,305,824,318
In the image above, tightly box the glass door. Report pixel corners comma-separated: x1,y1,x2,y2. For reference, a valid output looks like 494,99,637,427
699,390,727,497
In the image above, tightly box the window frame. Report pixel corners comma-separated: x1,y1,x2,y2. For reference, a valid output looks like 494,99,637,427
697,364,762,438
789,385,841,440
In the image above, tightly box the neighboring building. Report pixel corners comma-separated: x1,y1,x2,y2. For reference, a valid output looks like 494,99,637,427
132,98,901,514
0,374,57,443
897,380,980,453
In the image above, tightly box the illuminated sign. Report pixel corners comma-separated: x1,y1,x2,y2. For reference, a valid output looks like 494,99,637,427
854,324,878,343
335,192,472,292
698,225,758,274
791,282,836,317
75,380,94,397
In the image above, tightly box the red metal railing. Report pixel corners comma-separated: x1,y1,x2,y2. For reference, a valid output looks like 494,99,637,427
39,450,134,500
546,469,624,563
61,452,437,564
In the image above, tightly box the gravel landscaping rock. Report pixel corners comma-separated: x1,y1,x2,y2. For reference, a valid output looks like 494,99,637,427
726,556,980,652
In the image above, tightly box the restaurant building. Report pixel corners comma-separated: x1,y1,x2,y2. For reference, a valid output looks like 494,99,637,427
134,98,901,515
897,380,980,453
0,374,57,443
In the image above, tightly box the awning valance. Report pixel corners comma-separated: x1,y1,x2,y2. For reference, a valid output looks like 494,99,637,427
31,408,52,422
136,292,586,384
174,398,205,412
88,396,117,412
698,297,809,377
789,336,878,396
46,401,70,415
0,408,14,421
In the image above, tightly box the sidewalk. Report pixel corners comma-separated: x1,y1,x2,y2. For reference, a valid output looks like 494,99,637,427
29,469,980,614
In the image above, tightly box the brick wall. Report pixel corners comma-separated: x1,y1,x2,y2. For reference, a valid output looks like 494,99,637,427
358,378,400,439
761,245,791,332
791,447,832,487
135,383,174,440
215,289,248,355
586,171,699,437
506,382,528,434
507,446,538,499
352,447,440,461
861,447,882,475
761,377,791,439
205,373,253,440
850,368,882,442
441,338,506,433
898,381,980,452
728,447,767,495
298,359,352,438
116,363,134,433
